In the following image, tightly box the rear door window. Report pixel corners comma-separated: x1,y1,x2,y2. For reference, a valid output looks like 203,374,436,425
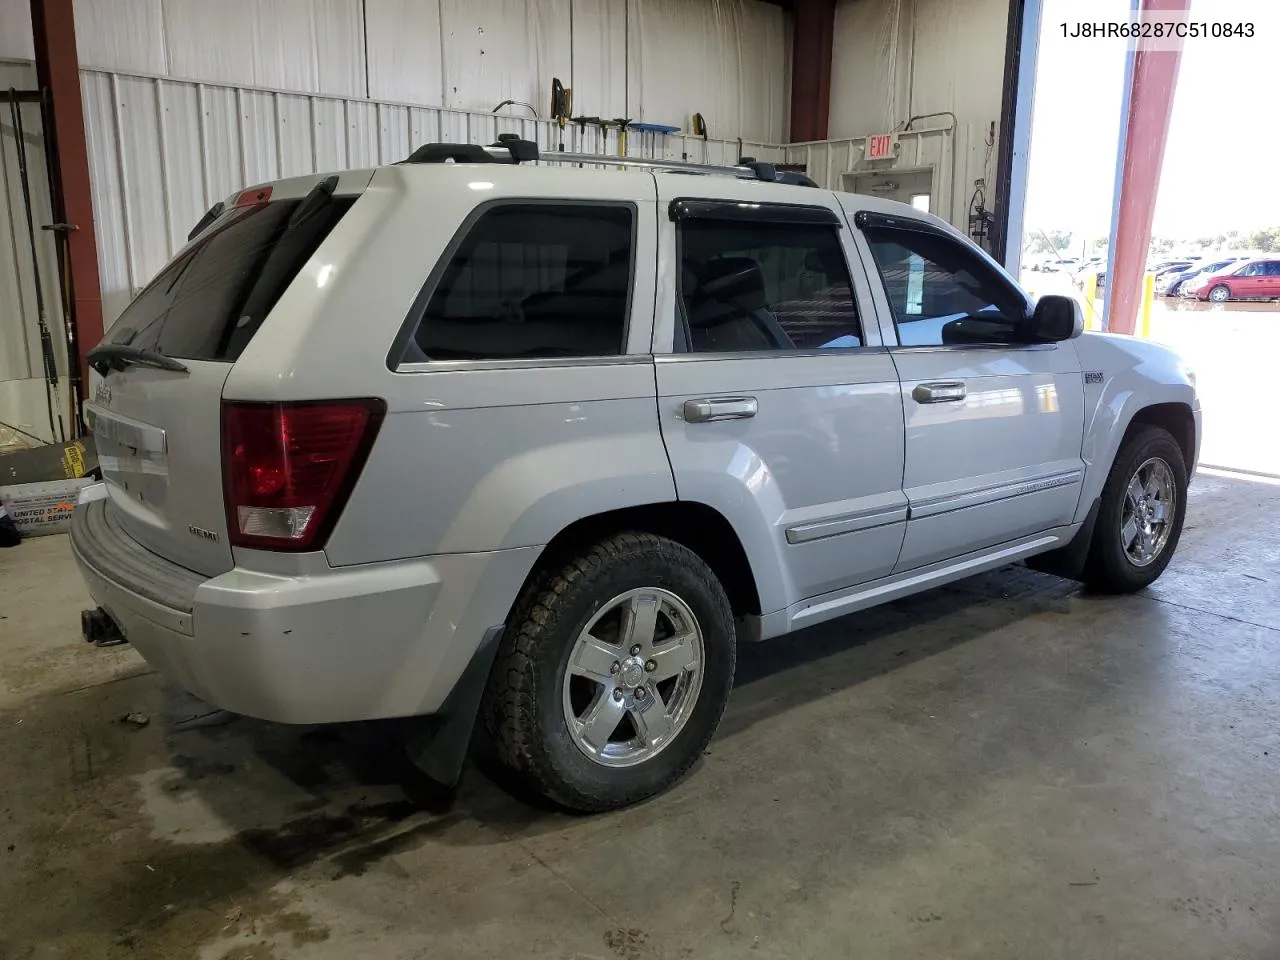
105,195,354,362
676,218,863,352
401,203,634,363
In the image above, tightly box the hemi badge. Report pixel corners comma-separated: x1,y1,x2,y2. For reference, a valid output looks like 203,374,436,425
1084,371,1104,384
188,525,220,543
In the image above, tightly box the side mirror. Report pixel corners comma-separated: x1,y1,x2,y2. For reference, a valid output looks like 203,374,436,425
1026,294,1083,342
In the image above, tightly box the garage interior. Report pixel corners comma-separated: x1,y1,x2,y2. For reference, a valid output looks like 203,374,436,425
2,1,1277,958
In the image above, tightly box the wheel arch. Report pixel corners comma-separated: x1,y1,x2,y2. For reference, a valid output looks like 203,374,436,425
1125,401,1197,476
531,501,763,619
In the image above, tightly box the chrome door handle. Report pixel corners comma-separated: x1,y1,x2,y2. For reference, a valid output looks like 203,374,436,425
683,397,758,422
912,381,967,403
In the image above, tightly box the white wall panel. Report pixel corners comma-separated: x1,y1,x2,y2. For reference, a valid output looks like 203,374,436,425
157,80,205,252
0,0,33,60
313,96,349,172
439,0,571,114
277,93,314,179
113,76,170,283
162,0,256,87
627,0,786,143
570,0,626,120
828,0,1008,232
80,70,131,322
364,0,445,106
199,84,245,205
239,89,280,186
829,0,908,138
73,0,167,75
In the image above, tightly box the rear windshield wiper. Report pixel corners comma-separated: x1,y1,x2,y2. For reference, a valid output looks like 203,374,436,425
87,343,189,376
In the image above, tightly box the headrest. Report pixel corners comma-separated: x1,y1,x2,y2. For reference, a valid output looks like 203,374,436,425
692,257,769,312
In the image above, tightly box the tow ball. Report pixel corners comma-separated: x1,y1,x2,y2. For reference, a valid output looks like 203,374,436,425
81,607,127,647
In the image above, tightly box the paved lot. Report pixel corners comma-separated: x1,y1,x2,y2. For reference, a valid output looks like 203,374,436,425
2,463,1279,959
1023,269,1280,477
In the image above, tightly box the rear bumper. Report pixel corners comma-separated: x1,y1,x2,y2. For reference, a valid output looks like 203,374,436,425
70,499,538,723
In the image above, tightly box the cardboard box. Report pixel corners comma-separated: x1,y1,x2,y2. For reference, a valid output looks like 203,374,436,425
0,437,98,485
0,478,93,537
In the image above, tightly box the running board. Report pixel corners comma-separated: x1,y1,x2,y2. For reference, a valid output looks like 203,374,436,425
782,528,1073,634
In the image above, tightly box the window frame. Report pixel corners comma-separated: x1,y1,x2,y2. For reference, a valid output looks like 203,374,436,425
852,210,1042,352
670,199,874,357
387,197,641,373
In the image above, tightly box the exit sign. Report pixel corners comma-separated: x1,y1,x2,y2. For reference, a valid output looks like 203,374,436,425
866,133,896,161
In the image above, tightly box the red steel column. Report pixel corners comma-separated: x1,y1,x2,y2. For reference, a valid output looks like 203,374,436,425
789,0,835,143
1106,0,1188,335
30,0,103,397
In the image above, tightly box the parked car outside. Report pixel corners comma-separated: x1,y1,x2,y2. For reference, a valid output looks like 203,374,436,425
69,145,1201,811
1184,258,1280,302
1159,258,1246,296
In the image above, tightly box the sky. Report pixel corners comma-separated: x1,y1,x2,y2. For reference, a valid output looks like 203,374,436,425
1023,0,1280,244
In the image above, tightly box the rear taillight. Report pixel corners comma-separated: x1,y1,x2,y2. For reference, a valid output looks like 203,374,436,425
221,399,385,551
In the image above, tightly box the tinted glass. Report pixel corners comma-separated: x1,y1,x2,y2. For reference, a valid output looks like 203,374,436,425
405,204,633,362
1265,261,1280,276
677,219,862,352
106,196,354,361
864,227,1029,346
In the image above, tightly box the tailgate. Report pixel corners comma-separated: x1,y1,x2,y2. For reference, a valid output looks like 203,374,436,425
86,362,234,576
85,170,371,576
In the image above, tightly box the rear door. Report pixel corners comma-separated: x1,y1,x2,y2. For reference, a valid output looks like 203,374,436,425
86,170,371,576
1264,260,1280,297
652,176,907,610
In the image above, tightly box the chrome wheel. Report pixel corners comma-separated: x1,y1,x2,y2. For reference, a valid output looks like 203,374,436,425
1121,457,1177,567
562,587,704,768
1209,285,1230,303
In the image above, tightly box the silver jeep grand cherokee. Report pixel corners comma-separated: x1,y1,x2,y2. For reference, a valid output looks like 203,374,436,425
72,141,1199,812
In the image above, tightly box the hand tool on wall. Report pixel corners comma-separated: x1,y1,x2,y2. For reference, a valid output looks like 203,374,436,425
549,78,572,151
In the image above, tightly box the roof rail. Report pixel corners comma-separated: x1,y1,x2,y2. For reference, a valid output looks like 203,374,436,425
400,137,817,187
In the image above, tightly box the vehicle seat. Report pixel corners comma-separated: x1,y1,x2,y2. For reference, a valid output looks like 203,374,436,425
684,257,793,352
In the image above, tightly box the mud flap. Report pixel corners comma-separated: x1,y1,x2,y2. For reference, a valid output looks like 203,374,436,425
1025,496,1101,582
398,625,505,786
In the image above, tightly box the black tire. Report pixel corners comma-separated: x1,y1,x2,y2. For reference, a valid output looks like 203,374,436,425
1083,425,1187,593
483,532,736,812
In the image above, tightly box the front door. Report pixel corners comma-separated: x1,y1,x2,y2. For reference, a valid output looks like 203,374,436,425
652,177,908,614
1233,261,1269,299
849,208,1087,572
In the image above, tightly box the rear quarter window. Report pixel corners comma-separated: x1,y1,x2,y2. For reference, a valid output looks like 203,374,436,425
399,203,635,364
105,194,354,362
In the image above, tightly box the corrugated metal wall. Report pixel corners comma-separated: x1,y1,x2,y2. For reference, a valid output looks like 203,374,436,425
828,0,1006,230
69,63,783,329
0,0,789,142
0,0,789,439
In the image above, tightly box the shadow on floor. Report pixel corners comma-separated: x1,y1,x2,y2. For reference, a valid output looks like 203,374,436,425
132,561,1082,874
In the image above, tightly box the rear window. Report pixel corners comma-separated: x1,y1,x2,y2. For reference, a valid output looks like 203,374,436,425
400,203,634,363
105,194,355,362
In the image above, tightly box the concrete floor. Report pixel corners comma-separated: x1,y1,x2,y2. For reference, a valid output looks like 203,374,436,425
2,470,1279,960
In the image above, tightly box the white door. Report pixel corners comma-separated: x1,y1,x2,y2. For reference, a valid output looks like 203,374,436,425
849,207,1087,572
652,177,908,617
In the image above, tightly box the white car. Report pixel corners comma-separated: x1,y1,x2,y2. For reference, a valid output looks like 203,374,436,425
72,141,1200,811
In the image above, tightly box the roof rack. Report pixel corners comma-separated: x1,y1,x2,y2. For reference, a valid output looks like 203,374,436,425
400,134,817,187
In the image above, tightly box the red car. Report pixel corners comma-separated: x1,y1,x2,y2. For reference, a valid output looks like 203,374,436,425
1185,258,1280,302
